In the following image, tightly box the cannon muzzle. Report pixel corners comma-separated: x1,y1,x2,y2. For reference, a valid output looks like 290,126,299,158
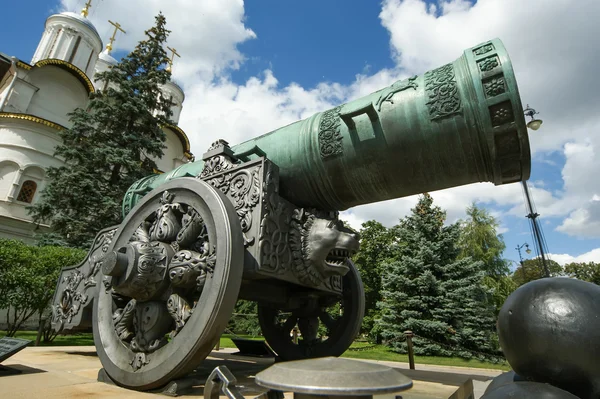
124,38,529,213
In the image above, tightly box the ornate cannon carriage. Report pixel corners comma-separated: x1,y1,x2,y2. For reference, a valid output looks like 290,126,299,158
51,39,531,391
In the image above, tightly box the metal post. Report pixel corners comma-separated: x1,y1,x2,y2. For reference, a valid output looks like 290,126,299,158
292,327,298,344
522,181,550,277
516,243,529,281
404,331,415,370
215,339,220,351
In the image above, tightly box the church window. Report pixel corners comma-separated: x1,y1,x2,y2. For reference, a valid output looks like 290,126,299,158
16,180,37,203
68,36,82,63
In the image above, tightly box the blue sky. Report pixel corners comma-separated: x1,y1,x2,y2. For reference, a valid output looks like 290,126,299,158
2,0,599,267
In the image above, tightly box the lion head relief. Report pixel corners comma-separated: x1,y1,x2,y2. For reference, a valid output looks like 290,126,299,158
289,208,360,287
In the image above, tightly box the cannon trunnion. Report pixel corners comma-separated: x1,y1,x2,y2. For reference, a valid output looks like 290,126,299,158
51,38,530,391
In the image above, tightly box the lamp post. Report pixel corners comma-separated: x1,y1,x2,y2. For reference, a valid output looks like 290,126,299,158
522,105,550,278
516,243,531,265
516,243,532,281
524,104,543,130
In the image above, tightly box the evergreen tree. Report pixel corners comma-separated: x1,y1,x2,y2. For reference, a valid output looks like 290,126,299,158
352,220,395,339
29,14,173,248
378,194,496,358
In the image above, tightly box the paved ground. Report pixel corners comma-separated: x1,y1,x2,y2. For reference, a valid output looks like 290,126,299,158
0,346,502,398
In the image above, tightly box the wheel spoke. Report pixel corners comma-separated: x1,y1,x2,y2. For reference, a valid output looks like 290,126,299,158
318,310,337,330
281,313,298,334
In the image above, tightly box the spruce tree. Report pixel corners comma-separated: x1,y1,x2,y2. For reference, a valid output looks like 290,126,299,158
29,14,173,248
378,194,496,358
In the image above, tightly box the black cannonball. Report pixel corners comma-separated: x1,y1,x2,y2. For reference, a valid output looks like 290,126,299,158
497,277,600,399
484,370,528,394
481,381,581,399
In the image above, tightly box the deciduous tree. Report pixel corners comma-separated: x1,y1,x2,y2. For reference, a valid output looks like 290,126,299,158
512,258,563,286
564,262,600,285
0,239,85,336
352,220,395,339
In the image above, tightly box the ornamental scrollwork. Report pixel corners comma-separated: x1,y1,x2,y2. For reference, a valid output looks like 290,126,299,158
483,76,506,98
478,56,500,72
424,63,461,120
200,154,237,178
259,164,292,274
52,226,118,331
473,43,494,56
200,140,239,179
318,105,344,159
204,167,261,247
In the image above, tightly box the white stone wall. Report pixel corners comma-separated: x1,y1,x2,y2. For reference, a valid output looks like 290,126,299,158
160,81,185,125
0,119,62,242
24,66,89,127
153,127,187,172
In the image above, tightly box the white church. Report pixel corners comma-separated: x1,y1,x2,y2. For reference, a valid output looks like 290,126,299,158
0,4,193,244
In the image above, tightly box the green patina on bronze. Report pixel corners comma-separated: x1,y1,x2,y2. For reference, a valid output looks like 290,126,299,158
123,38,530,215
52,38,533,390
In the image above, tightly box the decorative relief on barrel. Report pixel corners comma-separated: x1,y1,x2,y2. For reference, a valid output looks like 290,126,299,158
424,63,461,120
123,175,160,216
473,43,494,56
318,105,344,159
494,130,521,159
483,76,506,98
374,75,418,112
478,56,500,72
489,101,514,127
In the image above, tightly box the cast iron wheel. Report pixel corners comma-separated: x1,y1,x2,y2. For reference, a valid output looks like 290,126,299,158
93,178,244,390
257,260,365,361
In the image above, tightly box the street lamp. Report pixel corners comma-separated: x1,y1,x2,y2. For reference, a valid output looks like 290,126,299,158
516,243,531,281
516,243,532,265
524,104,543,131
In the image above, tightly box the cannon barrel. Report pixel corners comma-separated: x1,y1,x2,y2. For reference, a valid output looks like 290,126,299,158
124,38,530,214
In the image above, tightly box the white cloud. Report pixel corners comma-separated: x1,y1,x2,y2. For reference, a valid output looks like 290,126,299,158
548,248,600,266
379,0,600,154
60,0,256,81
374,0,600,237
57,0,600,239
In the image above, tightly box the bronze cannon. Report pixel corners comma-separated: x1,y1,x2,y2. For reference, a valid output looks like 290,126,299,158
51,39,530,390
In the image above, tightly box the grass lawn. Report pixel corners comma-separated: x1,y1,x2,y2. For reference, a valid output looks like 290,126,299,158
6,332,509,371
343,341,510,371
9,330,95,346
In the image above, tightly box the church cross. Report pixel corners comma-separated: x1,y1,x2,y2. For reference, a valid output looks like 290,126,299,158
106,20,127,54
81,0,93,18
166,46,181,72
